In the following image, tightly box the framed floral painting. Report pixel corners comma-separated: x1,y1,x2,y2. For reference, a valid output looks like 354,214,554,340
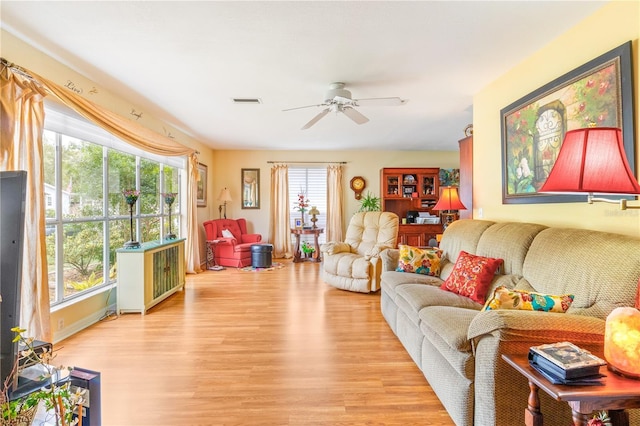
501,41,634,204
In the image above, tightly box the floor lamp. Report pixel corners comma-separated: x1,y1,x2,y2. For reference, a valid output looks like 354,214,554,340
218,188,232,219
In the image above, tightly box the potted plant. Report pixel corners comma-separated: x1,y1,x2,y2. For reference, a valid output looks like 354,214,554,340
301,241,315,258
1,327,86,426
357,191,381,212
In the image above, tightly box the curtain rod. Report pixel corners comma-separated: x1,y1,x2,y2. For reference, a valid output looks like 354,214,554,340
267,161,347,164
1,58,37,82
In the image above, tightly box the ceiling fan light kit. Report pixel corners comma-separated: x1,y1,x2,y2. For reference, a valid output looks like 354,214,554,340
284,82,407,130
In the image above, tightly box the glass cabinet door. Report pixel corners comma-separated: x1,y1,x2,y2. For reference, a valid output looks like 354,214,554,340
385,174,400,197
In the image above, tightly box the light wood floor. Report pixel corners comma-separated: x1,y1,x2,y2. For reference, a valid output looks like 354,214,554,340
54,260,454,425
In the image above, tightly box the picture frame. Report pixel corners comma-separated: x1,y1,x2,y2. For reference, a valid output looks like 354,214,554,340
294,218,303,229
501,41,634,204
196,163,207,207
241,168,260,209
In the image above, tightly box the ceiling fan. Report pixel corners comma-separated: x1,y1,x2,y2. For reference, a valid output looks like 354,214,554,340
283,82,407,130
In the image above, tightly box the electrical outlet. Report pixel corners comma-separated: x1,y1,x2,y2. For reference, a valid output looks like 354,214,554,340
57,318,64,330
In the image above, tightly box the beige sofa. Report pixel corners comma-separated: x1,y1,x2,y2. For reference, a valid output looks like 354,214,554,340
380,219,640,426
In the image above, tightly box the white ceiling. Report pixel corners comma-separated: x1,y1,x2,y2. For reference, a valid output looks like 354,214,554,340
1,1,607,151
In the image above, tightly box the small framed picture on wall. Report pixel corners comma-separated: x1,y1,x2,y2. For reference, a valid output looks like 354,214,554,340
197,163,207,207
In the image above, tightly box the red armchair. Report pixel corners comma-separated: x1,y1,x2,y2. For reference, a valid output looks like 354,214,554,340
203,218,262,268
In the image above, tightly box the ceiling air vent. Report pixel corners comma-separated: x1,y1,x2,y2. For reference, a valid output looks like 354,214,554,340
232,98,262,104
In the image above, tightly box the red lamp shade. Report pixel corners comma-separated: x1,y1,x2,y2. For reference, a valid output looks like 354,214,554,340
539,127,640,194
433,187,467,211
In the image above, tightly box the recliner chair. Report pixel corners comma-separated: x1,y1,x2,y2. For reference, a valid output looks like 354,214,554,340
320,211,399,293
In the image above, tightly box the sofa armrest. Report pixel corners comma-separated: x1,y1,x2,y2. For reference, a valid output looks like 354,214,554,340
380,248,399,272
468,310,606,344
320,241,351,255
241,233,262,244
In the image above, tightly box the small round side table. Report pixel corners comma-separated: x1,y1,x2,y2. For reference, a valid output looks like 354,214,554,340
206,239,225,271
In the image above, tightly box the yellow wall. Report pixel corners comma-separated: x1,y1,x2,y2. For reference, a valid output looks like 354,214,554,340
208,150,459,238
473,1,640,237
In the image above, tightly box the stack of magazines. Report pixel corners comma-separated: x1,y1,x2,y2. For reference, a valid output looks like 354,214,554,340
528,341,607,386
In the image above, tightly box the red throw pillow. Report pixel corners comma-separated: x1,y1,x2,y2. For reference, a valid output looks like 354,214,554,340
440,251,503,304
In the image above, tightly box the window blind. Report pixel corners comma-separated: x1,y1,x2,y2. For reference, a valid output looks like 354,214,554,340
288,167,327,243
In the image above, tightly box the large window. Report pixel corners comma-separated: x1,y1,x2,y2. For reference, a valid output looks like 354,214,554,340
288,167,327,244
44,103,184,305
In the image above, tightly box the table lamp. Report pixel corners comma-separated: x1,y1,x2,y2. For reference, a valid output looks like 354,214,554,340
218,187,232,219
309,206,320,229
604,280,640,379
432,186,466,229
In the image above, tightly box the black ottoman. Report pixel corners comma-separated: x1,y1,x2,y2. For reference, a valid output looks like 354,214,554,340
251,244,273,268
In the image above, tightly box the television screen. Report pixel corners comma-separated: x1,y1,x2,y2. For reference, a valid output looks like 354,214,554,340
0,170,27,391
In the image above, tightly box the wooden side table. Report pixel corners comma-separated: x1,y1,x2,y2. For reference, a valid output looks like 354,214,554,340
502,353,640,426
291,228,323,263
205,239,224,271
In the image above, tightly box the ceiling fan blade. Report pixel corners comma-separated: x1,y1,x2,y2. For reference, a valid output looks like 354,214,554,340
341,106,369,125
354,97,408,107
283,103,326,112
301,108,330,130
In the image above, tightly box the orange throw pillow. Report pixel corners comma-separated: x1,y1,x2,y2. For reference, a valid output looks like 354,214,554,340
440,251,503,304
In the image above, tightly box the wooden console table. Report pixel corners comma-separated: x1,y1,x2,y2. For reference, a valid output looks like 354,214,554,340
502,353,640,426
291,228,323,263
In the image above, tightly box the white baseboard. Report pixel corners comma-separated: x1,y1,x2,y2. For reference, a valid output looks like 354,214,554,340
52,302,116,344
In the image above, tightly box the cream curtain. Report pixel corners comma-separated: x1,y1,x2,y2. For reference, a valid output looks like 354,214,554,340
185,155,202,273
29,68,203,270
1,66,51,341
1,58,203,338
269,164,292,258
326,165,344,242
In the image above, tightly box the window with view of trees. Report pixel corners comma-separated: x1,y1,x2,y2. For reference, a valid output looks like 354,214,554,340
43,104,184,305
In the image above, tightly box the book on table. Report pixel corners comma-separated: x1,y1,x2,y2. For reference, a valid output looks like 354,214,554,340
528,341,606,381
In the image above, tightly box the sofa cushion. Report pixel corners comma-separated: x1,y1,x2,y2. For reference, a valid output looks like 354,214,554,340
381,271,442,293
420,306,478,354
475,222,547,276
223,221,242,240
441,251,503,304
438,219,496,280
482,286,574,313
396,284,481,327
221,228,234,239
522,227,640,320
396,245,442,276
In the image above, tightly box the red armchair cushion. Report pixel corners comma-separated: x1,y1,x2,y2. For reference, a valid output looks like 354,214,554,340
222,221,242,241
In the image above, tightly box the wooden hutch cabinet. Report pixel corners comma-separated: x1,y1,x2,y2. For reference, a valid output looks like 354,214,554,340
380,168,443,247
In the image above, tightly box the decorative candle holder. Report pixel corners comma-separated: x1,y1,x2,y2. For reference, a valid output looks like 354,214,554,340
122,189,141,249
163,192,177,240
